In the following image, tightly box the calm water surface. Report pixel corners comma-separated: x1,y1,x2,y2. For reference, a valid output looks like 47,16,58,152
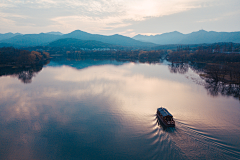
0,60,240,160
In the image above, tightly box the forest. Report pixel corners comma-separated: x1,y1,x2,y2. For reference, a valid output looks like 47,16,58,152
0,47,50,83
0,47,50,67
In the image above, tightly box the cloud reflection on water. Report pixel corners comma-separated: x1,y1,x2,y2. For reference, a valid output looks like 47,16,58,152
0,62,240,159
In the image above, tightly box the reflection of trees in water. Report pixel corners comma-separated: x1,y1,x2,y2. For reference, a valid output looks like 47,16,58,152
17,70,37,83
52,55,164,65
205,79,240,99
188,62,206,74
0,65,44,84
168,62,240,100
168,63,189,74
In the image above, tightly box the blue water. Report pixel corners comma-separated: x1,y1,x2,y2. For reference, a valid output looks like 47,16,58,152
0,59,239,160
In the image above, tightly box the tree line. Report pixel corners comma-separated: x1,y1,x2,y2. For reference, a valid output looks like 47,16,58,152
0,47,50,67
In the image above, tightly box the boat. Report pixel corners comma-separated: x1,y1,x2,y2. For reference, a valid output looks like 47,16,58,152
157,107,175,127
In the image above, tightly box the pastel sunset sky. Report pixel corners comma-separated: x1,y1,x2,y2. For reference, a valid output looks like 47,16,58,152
0,0,239,36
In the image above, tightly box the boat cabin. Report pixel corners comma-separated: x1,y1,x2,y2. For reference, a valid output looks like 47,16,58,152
157,107,175,127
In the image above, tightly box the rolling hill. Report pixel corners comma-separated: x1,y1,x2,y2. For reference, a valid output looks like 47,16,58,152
48,38,121,49
0,33,22,41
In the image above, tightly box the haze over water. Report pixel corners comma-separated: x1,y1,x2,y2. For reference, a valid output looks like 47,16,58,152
0,60,239,160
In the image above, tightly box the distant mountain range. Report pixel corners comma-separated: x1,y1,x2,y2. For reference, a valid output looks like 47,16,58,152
0,33,22,41
0,30,155,48
46,31,63,35
0,33,60,47
133,30,240,45
61,30,155,47
0,30,240,49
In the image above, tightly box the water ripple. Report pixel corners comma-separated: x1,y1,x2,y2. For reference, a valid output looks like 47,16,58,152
171,120,240,159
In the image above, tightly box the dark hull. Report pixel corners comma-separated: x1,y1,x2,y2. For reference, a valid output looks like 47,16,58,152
157,114,175,127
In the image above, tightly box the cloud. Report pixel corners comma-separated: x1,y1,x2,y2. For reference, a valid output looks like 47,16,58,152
196,18,221,23
0,0,203,33
0,63,190,123
49,0,201,32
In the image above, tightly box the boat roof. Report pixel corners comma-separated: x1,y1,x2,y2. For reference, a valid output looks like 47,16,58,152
157,107,173,117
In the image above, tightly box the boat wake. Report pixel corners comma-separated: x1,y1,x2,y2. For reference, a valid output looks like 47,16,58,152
142,115,187,160
142,115,240,160
172,120,240,160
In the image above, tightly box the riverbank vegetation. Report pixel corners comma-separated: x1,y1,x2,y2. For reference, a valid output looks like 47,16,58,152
0,47,50,67
0,47,50,83
168,63,240,99
167,43,240,84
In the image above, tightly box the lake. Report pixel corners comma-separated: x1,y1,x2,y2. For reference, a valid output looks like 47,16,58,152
0,59,240,160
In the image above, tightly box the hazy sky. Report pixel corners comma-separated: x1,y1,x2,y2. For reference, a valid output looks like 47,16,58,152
0,0,239,36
